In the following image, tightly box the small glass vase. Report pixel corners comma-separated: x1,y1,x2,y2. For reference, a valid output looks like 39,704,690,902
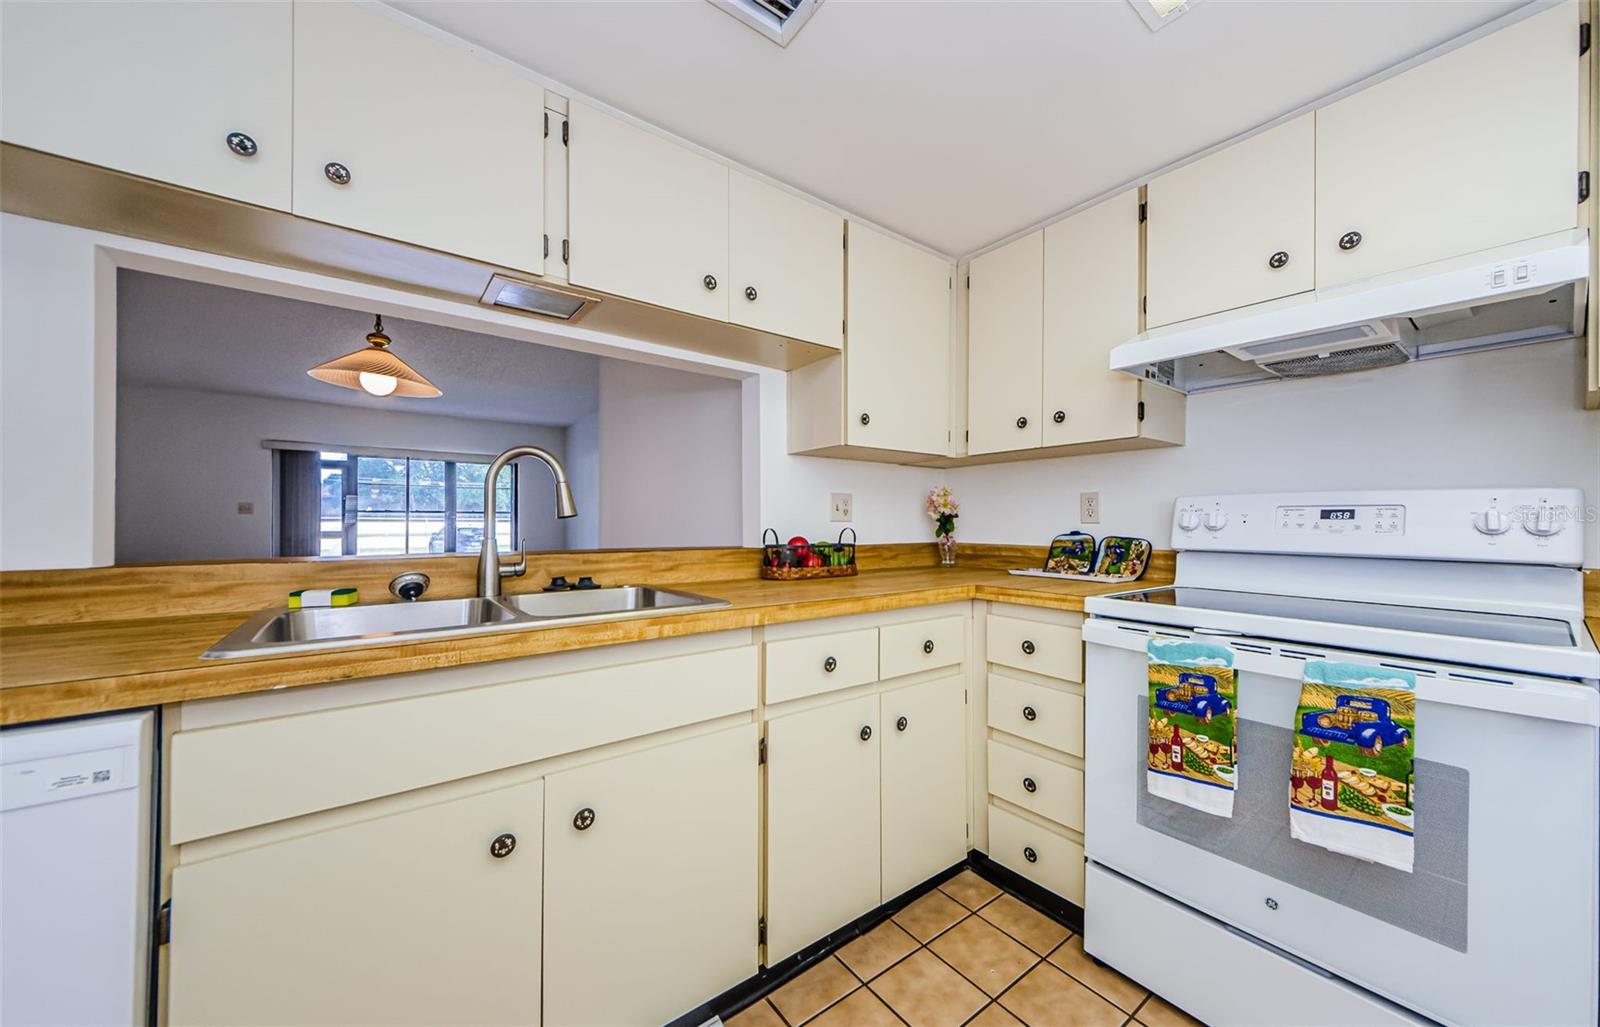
937,534,957,567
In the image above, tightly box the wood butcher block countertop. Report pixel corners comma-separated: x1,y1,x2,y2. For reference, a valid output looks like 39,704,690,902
0,544,1169,725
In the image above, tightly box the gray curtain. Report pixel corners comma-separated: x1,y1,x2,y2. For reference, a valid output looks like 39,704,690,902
277,450,322,557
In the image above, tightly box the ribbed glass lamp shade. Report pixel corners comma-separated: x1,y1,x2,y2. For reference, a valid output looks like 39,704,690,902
308,316,441,398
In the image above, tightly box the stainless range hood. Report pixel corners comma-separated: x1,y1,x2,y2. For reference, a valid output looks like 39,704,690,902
1111,230,1590,393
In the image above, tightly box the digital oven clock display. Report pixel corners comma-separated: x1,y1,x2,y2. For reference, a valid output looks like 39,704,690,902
1320,508,1356,521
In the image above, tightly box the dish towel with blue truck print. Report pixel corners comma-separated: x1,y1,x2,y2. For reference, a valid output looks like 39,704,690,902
1289,660,1417,873
1147,638,1237,817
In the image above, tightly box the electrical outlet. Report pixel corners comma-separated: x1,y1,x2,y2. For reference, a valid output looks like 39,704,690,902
1080,492,1100,524
237,502,255,516
830,492,853,522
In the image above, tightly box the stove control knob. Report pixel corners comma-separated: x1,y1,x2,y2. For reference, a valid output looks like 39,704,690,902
1473,508,1510,536
1177,509,1201,532
1203,510,1228,532
1524,502,1562,538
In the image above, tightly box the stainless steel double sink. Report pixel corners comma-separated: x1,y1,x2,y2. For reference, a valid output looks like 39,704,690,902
201,586,729,659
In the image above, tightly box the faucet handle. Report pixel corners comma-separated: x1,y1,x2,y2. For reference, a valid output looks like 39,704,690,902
500,537,528,578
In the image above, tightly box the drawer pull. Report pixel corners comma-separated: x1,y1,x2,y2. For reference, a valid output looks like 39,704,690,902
823,656,838,673
896,716,908,732
923,639,935,654
225,131,258,157
1023,846,1038,864
572,807,596,832
1268,250,1290,269
1021,639,1036,656
489,832,517,858
859,725,873,742
1338,230,1363,251
1022,705,1037,722
1023,776,1037,793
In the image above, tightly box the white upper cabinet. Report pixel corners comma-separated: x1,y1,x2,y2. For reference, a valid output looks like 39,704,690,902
1315,0,1580,288
846,222,953,454
293,2,544,273
730,171,844,347
967,231,1045,455
568,101,729,320
0,1,292,211
1146,114,1315,328
1042,189,1143,447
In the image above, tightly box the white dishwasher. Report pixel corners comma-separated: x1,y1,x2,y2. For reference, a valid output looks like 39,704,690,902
1,711,156,1026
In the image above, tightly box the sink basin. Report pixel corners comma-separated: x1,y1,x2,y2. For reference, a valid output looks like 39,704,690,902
202,586,728,659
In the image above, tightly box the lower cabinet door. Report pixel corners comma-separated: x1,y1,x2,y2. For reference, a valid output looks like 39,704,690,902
881,674,968,897
543,724,760,1027
168,777,543,1026
766,694,882,963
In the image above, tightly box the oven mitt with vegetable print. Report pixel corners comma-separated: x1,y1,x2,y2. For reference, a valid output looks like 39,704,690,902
1289,660,1416,873
1147,638,1238,818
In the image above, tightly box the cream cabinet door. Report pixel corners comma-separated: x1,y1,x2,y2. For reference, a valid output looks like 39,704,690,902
1146,114,1315,328
292,2,543,273
0,1,292,210
1316,1,1579,288
968,231,1044,454
845,221,953,454
881,674,967,898
544,724,759,1027
1042,190,1143,446
730,171,843,347
568,101,729,320
167,778,542,1026
766,694,881,963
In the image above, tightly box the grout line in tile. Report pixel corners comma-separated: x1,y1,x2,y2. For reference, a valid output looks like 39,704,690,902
766,998,796,1027
921,925,1045,1009
793,983,863,1027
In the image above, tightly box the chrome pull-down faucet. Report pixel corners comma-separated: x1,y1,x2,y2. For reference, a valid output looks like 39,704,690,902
477,445,578,598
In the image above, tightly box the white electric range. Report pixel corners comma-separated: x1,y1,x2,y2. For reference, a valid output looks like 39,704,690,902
1081,488,1599,1027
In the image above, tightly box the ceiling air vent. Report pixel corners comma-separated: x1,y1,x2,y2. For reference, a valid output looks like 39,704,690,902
708,0,823,47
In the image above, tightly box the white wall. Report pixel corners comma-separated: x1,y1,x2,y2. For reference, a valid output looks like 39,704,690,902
949,340,1600,566
116,385,580,563
563,408,600,550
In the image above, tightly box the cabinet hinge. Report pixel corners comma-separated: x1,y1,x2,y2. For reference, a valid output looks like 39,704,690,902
156,899,172,946
758,917,767,946
1580,21,1590,56
562,120,569,146
966,275,971,289
1138,201,1148,223
843,231,848,251
1137,400,1146,422
1142,295,1147,315
544,111,550,138
1580,170,1591,204
543,234,550,260
562,239,570,265
758,736,767,765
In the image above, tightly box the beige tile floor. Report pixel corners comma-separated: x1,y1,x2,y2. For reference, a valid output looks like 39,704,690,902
726,871,1205,1027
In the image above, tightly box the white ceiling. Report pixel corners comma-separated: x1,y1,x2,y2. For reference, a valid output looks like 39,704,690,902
117,271,601,426
392,0,1527,256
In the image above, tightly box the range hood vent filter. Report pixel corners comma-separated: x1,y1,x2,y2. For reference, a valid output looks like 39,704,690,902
1262,341,1412,379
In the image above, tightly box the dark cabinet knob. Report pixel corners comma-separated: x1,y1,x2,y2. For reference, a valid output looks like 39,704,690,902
744,286,758,301
1016,416,1029,429
1021,639,1036,655
823,656,838,673
489,832,517,858
1338,231,1362,251
923,639,935,654
860,413,870,426
1022,705,1037,722
1023,846,1038,864
703,274,718,290
1023,777,1037,793
1053,410,1066,424
572,807,596,831
896,716,908,732
323,161,351,185
1268,250,1290,269
859,725,872,741
226,131,258,157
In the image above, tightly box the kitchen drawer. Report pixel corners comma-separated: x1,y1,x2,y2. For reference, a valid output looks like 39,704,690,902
988,740,1084,833
986,614,1081,682
988,673,1084,757
170,644,757,844
765,627,879,705
880,615,966,681
987,802,1085,906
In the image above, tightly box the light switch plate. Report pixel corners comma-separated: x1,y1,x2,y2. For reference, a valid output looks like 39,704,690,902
237,502,255,516
1080,492,1100,524
830,493,853,522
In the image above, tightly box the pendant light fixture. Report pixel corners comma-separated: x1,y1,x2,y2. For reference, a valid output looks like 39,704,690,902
307,315,441,398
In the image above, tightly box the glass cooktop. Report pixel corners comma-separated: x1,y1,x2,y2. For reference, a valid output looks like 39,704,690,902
1105,586,1576,649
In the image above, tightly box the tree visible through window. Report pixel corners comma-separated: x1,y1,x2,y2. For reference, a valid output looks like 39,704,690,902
316,451,515,557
